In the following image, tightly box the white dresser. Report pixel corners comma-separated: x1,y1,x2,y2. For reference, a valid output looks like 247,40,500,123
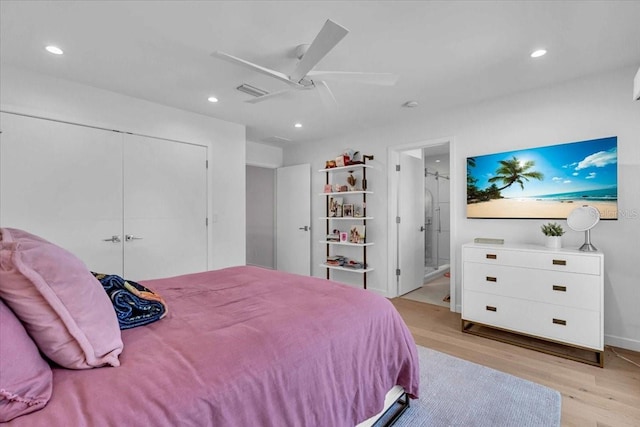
461,242,604,366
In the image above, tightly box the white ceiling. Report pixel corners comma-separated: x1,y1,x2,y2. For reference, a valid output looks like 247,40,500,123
1,1,639,146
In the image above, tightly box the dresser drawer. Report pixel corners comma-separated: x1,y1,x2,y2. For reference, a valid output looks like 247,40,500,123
463,246,601,275
462,291,602,350
463,262,601,311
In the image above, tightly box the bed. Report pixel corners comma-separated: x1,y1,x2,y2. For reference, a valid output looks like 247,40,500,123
0,228,419,426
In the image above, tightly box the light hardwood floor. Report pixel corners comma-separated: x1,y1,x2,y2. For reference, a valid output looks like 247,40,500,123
391,298,640,427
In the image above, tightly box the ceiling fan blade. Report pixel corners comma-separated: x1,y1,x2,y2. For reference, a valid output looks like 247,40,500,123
315,81,338,109
307,71,399,86
212,51,299,87
290,19,349,83
245,89,292,104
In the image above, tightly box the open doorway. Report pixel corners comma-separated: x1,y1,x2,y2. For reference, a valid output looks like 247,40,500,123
388,138,456,310
246,165,276,269
407,146,451,307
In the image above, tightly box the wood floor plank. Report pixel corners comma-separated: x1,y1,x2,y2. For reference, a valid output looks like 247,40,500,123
391,297,640,427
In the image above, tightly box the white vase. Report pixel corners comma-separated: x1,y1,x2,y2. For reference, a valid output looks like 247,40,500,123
545,236,562,249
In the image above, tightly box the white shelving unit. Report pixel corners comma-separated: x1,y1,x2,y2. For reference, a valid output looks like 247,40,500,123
320,160,373,288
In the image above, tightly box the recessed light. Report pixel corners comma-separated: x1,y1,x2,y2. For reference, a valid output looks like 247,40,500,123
45,45,64,55
530,49,547,58
435,160,441,163
294,123,302,128
207,96,218,103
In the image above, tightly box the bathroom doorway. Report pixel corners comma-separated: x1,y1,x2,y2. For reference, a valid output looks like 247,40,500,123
389,138,456,310
418,146,451,307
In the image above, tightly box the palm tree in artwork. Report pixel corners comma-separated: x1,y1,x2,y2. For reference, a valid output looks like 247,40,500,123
488,156,544,191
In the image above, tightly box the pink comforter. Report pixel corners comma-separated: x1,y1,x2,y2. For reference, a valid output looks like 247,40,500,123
7,266,419,426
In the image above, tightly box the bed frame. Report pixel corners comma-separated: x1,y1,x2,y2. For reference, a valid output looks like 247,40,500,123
358,386,410,427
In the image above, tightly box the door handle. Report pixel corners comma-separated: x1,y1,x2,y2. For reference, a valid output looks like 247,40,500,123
298,226,310,231
102,235,121,243
419,226,425,232
125,234,143,241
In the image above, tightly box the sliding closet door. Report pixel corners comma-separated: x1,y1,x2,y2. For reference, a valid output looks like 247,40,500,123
123,135,207,280
0,112,124,273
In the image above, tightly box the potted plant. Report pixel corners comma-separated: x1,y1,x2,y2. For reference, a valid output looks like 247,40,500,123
541,222,565,249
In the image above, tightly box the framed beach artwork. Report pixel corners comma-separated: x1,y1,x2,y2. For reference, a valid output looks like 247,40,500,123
466,136,617,219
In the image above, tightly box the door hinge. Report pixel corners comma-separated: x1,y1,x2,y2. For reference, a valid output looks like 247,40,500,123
206,218,209,226
396,164,400,172
396,269,401,276
206,160,209,169
396,216,401,224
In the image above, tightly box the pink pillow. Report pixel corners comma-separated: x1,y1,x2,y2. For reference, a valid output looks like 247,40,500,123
0,228,123,369
0,298,52,422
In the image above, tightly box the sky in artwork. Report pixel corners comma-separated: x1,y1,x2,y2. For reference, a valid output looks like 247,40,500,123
468,137,618,199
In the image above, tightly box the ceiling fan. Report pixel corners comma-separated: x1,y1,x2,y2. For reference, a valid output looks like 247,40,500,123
211,19,398,107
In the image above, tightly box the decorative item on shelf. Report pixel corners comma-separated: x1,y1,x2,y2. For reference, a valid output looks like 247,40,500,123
327,230,340,242
326,255,346,266
329,197,343,217
342,149,359,164
349,225,365,244
567,205,600,251
541,222,565,249
347,171,357,191
354,206,362,217
323,184,332,193
325,160,336,169
340,232,348,242
325,255,366,269
325,149,367,169
343,204,354,217
343,259,367,269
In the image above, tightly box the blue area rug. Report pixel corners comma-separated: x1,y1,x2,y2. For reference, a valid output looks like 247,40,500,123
380,345,561,426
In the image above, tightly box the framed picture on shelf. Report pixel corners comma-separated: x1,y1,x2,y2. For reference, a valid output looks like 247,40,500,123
343,204,354,217
349,225,365,244
329,197,343,217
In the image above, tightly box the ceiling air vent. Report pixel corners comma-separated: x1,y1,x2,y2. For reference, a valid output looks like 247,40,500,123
236,83,269,98
262,136,292,145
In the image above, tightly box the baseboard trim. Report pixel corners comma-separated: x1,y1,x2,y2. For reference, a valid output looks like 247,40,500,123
605,334,640,352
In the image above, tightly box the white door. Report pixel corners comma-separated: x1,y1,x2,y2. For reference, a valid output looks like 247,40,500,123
0,113,124,274
398,152,425,295
276,164,311,275
123,135,208,280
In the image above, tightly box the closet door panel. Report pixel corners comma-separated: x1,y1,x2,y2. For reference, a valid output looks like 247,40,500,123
0,113,124,274
123,135,207,280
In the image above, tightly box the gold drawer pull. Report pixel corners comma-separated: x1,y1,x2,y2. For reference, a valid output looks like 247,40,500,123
486,276,497,282
552,318,567,326
486,254,497,259
552,259,567,266
553,285,567,292
486,306,497,312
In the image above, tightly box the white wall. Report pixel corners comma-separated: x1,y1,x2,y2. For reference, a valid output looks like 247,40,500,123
246,140,283,168
0,66,247,269
285,65,640,351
